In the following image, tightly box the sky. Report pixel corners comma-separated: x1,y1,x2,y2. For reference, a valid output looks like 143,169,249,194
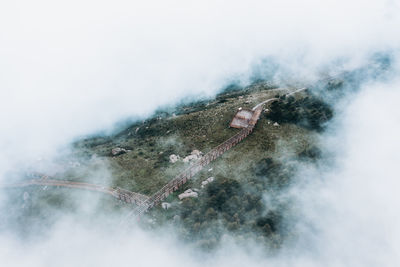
1,0,400,266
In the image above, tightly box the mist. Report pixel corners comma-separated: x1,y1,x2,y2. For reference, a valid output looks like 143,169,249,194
1,0,400,266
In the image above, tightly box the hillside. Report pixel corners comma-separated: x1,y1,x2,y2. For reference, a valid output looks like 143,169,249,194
68,82,332,248
3,81,334,249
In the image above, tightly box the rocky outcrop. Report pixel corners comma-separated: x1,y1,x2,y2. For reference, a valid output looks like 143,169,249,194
111,147,128,156
182,150,203,163
178,189,198,200
161,202,171,210
169,154,180,163
201,177,215,188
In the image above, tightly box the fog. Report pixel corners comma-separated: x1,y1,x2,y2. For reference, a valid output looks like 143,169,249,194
1,0,400,266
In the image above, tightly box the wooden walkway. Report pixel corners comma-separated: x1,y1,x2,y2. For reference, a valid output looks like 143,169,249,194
133,107,263,215
0,178,149,205
2,88,308,217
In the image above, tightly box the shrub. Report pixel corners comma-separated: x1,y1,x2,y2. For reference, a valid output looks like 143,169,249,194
266,95,333,131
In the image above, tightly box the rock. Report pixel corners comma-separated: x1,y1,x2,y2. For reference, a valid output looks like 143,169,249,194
208,168,213,172
238,107,242,111
111,147,127,156
161,202,171,210
169,154,180,163
191,150,202,157
182,155,197,163
178,189,198,200
273,122,280,127
201,177,215,188
183,150,202,163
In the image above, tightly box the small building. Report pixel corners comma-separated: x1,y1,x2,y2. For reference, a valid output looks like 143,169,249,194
229,109,255,129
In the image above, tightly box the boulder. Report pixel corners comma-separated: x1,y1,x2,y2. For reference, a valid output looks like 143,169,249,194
201,180,209,187
183,150,203,163
161,202,171,210
111,147,127,156
169,154,180,163
201,177,215,188
273,122,280,127
191,150,202,157
182,155,197,163
178,189,198,200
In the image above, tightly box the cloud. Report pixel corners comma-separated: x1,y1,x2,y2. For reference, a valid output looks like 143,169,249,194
1,0,400,266
298,78,400,266
1,0,399,161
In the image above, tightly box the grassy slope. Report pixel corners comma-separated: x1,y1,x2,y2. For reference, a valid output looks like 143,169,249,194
68,83,314,196
2,81,330,248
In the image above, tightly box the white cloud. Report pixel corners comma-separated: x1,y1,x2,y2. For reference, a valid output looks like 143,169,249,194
1,0,400,266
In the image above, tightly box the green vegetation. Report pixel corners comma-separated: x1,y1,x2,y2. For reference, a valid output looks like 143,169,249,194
62,82,331,249
266,94,333,131
6,81,334,250
149,156,295,250
68,82,287,194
